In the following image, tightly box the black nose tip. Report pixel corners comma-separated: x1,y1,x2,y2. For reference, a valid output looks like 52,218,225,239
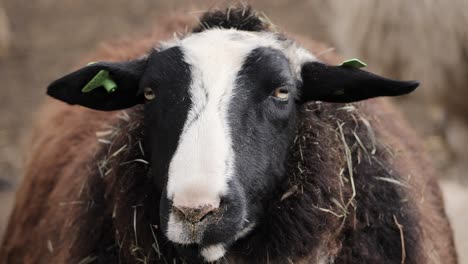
172,205,217,223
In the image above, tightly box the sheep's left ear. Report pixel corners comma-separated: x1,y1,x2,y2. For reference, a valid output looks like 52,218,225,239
47,59,147,111
299,62,419,103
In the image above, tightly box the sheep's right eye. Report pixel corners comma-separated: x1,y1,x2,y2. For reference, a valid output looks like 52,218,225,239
271,87,289,101
144,87,156,101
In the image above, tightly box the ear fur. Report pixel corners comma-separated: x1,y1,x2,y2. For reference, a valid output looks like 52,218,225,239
300,62,419,103
47,59,147,111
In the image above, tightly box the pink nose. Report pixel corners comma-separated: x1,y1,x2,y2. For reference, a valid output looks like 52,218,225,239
172,205,217,223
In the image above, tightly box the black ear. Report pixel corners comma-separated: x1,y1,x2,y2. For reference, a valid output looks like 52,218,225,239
299,62,419,103
47,59,147,111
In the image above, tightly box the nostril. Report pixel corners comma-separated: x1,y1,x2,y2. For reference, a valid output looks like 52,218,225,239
172,205,217,223
199,209,215,222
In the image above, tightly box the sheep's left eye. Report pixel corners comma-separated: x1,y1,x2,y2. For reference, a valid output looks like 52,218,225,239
272,87,289,101
144,87,156,101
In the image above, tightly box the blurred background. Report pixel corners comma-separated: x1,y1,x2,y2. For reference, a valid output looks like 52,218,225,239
0,0,466,261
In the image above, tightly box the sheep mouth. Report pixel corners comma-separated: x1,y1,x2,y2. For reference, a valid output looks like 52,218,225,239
170,223,256,262
165,209,253,262
165,205,224,243
165,213,229,262
161,188,250,261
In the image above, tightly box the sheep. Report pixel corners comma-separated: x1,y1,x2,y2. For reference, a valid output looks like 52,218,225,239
0,7,457,263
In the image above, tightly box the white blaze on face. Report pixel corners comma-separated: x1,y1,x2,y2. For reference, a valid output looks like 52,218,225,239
167,30,253,209
165,29,316,209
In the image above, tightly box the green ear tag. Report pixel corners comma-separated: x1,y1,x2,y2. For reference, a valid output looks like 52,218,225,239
340,58,367,68
81,70,117,93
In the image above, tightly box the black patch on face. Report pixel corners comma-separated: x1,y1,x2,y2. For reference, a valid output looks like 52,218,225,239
140,47,192,194
228,47,298,224
140,48,198,257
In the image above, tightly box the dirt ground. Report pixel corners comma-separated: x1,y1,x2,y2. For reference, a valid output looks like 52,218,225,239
0,0,466,262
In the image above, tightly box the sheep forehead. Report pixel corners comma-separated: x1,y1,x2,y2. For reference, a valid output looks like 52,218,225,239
180,28,282,50
160,29,317,76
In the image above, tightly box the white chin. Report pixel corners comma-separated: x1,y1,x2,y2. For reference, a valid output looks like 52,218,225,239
201,244,226,262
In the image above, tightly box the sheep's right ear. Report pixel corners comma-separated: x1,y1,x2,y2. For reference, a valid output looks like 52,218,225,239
299,62,419,103
47,59,147,111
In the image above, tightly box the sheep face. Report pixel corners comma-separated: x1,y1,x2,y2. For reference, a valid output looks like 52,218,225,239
47,29,418,262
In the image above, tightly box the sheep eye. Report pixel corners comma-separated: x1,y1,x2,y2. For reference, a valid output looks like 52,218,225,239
272,87,289,101
144,87,156,101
